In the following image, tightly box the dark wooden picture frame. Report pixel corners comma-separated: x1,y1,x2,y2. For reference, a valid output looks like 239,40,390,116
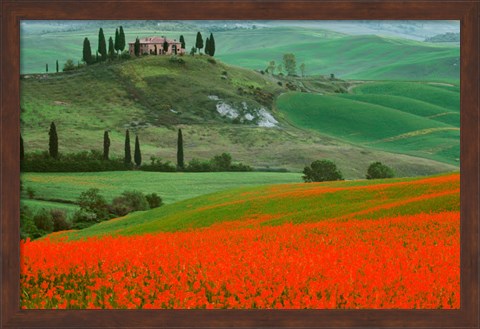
1,1,479,328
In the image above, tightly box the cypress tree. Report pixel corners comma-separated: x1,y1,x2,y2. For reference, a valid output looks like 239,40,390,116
163,39,169,54
209,33,216,56
134,37,140,57
108,36,115,59
20,134,24,161
114,28,120,53
82,37,93,64
98,28,107,61
48,122,58,159
177,128,184,170
134,135,142,167
45,63,48,73
103,131,110,160
195,32,203,53
56,60,59,72
124,129,132,165
179,35,186,49
119,26,126,52
205,37,210,56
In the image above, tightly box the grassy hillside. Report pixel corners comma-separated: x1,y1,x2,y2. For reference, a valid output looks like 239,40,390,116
21,55,457,177
218,35,459,81
54,172,458,240
276,81,459,165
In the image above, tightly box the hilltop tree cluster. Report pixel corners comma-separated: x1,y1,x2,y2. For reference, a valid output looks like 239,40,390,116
82,26,127,65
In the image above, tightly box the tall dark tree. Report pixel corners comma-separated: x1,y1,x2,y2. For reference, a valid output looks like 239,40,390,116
119,26,126,52
98,28,107,61
134,37,140,57
103,131,110,160
179,35,186,49
114,28,120,53
163,39,169,54
48,122,58,159
45,63,48,73
56,60,59,72
205,37,210,56
124,129,132,165
209,33,215,56
195,32,203,53
108,36,115,60
82,37,93,64
177,128,184,170
20,134,24,161
134,135,142,167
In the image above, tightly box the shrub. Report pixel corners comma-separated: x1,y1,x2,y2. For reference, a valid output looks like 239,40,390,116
119,51,131,60
110,190,150,216
169,55,185,64
33,208,54,233
185,158,212,172
207,57,216,64
20,205,42,239
303,160,344,182
366,162,395,180
63,59,76,72
145,193,163,209
211,153,232,171
50,209,71,232
26,187,35,199
78,188,109,220
71,209,98,229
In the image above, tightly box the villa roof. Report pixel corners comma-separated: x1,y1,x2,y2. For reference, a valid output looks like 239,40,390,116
128,37,181,45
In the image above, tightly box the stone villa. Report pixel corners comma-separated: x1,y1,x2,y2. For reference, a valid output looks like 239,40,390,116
128,36,185,56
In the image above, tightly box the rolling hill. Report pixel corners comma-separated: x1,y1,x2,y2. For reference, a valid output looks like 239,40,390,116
276,81,459,165
21,55,457,177
54,172,459,240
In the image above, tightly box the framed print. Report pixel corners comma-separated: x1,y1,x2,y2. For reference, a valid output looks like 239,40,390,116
1,0,479,328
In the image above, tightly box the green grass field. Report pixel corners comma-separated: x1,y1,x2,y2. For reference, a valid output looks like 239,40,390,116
21,171,302,206
53,172,459,240
276,81,459,165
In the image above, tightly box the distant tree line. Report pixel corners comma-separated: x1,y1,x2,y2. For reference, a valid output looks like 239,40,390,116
21,122,251,173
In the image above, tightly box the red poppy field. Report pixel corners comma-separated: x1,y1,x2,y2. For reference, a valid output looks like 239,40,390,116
20,173,460,309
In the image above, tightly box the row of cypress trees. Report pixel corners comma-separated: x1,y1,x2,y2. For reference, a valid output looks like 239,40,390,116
20,122,185,170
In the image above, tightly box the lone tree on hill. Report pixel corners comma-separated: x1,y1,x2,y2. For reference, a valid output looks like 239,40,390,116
56,60,59,72
119,26,126,52
302,159,343,182
134,37,140,57
108,37,115,60
82,37,93,64
300,63,306,77
103,131,110,160
45,63,48,73
48,122,58,159
209,32,215,56
134,135,142,167
205,37,210,55
97,28,107,61
195,32,204,53
283,53,297,76
177,128,184,170
20,134,24,161
366,162,395,179
114,28,120,54
124,129,132,165
179,35,186,49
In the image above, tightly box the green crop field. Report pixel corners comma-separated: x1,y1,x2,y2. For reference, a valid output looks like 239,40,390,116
276,81,459,165
52,172,459,240
21,171,303,206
